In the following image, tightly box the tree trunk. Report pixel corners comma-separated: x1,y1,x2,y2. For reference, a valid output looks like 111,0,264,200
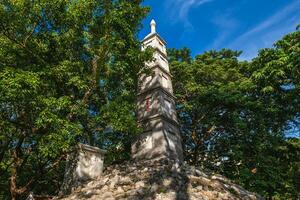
10,156,19,200
9,149,30,200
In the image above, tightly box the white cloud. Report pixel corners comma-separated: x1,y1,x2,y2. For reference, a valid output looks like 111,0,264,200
210,12,239,49
179,0,214,19
227,0,300,60
165,0,214,27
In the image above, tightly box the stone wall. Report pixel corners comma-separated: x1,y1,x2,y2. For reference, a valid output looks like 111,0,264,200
60,144,106,195
57,159,262,200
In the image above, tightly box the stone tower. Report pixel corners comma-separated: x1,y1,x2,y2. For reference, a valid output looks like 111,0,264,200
131,20,183,162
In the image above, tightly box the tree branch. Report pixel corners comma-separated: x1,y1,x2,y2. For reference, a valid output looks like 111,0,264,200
0,23,47,65
22,19,40,47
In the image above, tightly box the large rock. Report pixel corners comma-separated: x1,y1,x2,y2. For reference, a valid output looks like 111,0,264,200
56,159,262,200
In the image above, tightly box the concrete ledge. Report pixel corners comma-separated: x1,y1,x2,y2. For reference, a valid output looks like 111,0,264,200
78,143,107,155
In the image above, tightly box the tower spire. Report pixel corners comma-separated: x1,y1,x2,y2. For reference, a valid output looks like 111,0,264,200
150,19,156,34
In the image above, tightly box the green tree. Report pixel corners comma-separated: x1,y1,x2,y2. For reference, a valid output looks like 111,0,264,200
168,47,192,63
0,0,150,199
169,29,300,199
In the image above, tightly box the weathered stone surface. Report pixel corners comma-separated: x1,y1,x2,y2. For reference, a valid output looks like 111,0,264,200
60,143,106,195
56,159,262,200
135,181,145,189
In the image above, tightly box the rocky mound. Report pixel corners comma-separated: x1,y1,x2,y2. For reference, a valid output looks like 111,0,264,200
57,160,262,200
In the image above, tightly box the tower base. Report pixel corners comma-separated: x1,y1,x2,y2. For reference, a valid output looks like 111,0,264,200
131,116,183,162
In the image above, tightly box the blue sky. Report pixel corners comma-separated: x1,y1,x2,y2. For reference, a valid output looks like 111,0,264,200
139,0,300,60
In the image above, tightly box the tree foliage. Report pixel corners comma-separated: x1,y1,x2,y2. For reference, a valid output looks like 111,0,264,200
0,0,150,199
169,30,300,199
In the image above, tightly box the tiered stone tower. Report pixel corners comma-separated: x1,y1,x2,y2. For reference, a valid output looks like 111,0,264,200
131,20,183,162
